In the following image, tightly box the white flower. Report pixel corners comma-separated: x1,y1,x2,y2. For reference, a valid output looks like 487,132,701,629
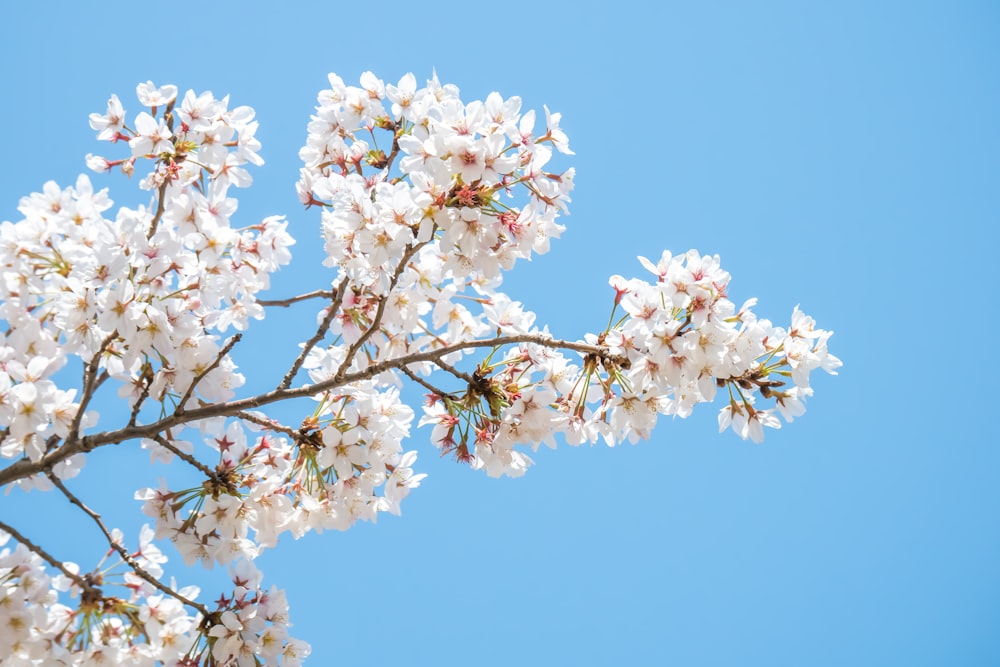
136,81,178,107
130,112,173,157
88,94,125,141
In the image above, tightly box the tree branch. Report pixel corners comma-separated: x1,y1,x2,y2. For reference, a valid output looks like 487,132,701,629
150,433,216,479
128,364,155,429
233,410,301,442
257,289,334,308
67,333,118,447
0,517,97,597
431,357,477,386
45,470,209,617
145,101,177,239
278,279,347,390
176,333,242,412
332,239,427,383
398,364,450,398
0,334,619,488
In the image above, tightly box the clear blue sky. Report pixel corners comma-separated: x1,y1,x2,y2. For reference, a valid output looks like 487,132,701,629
2,1,998,665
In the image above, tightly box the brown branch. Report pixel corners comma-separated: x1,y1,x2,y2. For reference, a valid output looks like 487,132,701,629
0,334,618,488
128,364,154,429
233,410,300,441
332,239,427,383
431,357,477,386
67,333,118,446
278,279,347,390
146,101,176,240
151,434,216,478
147,181,170,240
256,289,335,308
398,364,450,397
0,517,97,596
176,333,243,413
45,470,209,617
383,124,403,174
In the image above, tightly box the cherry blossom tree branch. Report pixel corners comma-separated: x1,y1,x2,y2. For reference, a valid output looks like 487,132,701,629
397,364,449,398
278,279,347,390
332,239,428,382
176,333,242,412
430,357,477,386
0,517,97,596
67,333,118,445
383,122,403,174
148,180,171,239
0,72,841,663
151,433,216,479
256,289,335,308
142,101,179,240
233,410,303,443
0,333,617,488
44,469,209,617
128,364,155,429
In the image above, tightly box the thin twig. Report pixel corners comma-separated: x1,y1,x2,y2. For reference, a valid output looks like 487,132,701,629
128,365,154,429
278,279,347,390
92,370,110,395
150,434,216,478
398,364,449,397
147,181,171,240
45,470,209,617
0,517,96,596
383,124,403,174
432,357,477,386
176,334,243,413
0,334,620,488
257,290,334,308
332,240,427,383
67,333,118,446
233,410,300,441
146,101,176,240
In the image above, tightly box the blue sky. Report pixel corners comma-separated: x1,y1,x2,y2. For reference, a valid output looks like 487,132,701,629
1,1,998,665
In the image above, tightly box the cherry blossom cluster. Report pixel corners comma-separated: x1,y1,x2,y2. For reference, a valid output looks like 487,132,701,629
0,72,838,664
415,250,841,478
297,71,574,295
294,72,585,477
291,72,838,474
0,83,293,474
0,528,306,666
202,561,310,667
136,396,423,566
0,81,305,663
606,250,841,443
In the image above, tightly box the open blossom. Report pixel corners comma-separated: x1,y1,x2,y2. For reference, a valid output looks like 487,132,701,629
136,81,178,107
88,94,125,141
130,112,174,156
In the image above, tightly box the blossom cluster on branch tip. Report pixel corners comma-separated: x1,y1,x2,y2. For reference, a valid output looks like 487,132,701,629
3,81,293,473
297,71,574,296
0,71,839,665
0,527,309,666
